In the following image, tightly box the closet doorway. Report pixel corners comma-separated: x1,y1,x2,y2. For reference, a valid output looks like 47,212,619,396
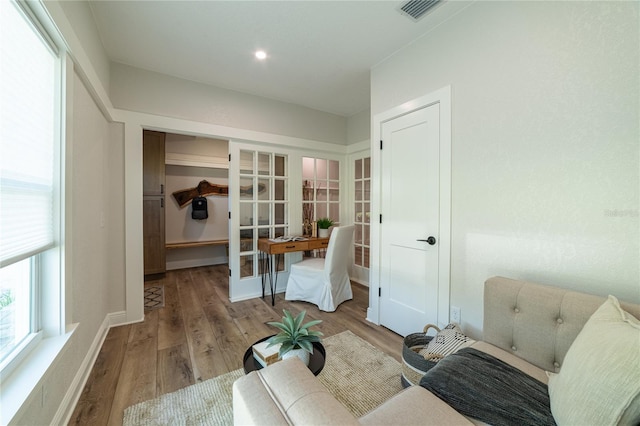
142,132,231,278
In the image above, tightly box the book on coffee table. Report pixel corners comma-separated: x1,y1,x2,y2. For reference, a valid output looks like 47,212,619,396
252,340,281,368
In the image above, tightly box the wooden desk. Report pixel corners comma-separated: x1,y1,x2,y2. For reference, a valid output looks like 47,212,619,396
257,237,330,305
258,237,329,254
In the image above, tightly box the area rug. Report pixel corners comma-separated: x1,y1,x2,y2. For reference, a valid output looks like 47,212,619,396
143,285,164,311
123,330,403,425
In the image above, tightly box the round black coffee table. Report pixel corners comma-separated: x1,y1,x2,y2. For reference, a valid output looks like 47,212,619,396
243,335,326,376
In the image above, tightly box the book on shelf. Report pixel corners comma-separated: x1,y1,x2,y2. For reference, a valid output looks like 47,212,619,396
268,235,308,242
252,340,281,367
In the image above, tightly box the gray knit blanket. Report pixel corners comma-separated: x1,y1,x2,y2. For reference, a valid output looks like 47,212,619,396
419,348,556,426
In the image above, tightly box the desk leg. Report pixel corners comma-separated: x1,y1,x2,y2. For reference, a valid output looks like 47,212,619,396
259,251,283,307
260,251,267,300
267,254,275,306
270,254,282,306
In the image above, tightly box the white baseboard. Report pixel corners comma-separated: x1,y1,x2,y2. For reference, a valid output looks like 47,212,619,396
350,266,369,286
366,307,378,325
229,289,284,303
350,277,369,287
53,315,110,425
107,310,128,327
166,256,228,271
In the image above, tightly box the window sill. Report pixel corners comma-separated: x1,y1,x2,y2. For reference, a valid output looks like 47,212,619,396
0,323,77,425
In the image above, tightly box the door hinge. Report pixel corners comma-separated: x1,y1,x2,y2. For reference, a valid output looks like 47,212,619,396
379,214,382,224
228,153,231,161
380,140,383,150
379,287,381,297
228,211,231,219
229,268,231,277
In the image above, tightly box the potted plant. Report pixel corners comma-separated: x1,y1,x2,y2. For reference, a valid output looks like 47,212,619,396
266,309,323,366
316,217,334,238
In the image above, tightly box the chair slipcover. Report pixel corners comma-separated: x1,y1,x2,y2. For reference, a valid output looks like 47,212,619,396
285,225,355,312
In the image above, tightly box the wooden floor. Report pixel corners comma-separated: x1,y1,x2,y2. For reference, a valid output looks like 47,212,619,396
69,265,402,425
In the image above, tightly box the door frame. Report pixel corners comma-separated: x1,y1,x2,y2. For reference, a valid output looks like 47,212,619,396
368,86,452,329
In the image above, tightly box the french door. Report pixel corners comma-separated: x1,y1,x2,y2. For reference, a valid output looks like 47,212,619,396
229,143,289,302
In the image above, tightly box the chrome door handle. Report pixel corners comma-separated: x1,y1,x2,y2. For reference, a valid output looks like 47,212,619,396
417,236,436,245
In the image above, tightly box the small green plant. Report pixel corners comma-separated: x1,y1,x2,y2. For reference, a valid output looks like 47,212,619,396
316,217,334,229
266,309,323,357
0,290,14,311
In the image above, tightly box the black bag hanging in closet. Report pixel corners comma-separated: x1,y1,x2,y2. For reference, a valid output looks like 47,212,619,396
191,196,208,220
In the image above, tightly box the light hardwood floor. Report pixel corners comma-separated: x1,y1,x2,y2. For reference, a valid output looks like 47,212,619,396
69,265,403,425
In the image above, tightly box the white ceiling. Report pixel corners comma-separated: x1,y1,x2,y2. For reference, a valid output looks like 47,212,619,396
88,0,470,117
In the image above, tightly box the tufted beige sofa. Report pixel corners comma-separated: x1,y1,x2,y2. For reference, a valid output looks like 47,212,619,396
233,276,640,425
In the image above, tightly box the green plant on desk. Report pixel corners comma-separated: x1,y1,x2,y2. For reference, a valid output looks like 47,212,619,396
316,217,334,229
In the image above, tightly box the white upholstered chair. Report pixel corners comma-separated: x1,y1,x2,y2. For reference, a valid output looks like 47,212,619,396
285,225,355,312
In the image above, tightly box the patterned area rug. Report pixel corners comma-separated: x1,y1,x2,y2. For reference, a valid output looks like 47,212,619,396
123,330,403,425
143,285,164,311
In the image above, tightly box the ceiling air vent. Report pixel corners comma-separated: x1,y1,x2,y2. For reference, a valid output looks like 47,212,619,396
398,0,441,22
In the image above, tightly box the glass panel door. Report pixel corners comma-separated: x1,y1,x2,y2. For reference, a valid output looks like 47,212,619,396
238,150,289,278
230,143,290,303
302,157,340,228
354,156,371,269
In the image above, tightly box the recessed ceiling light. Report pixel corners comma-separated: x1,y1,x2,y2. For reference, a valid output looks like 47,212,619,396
255,50,267,60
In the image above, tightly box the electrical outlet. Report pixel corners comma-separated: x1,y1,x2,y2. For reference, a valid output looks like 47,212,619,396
451,306,461,323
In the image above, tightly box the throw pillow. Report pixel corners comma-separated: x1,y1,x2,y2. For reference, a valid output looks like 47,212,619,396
418,323,475,362
547,295,640,426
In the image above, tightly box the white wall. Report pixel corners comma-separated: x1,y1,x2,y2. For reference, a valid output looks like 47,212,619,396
165,133,228,159
371,1,640,337
12,69,124,424
56,0,111,104
347,108,371,145
107,124,126,312
111,63,349,145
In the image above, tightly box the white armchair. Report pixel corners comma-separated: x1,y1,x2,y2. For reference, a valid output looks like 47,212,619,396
285,225,355,312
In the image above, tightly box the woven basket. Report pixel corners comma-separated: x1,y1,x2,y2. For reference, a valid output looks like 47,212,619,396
401,324,440,387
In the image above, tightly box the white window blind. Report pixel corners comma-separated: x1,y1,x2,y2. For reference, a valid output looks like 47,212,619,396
0,1,56,268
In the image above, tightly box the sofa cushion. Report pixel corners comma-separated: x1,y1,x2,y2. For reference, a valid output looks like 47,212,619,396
547,295,640,426
359,386,473,426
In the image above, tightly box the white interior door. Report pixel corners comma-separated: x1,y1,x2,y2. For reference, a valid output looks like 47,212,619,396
379,104,440,337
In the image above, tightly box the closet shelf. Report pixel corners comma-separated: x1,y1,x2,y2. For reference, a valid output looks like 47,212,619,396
165,152,228,169
166,239,229,249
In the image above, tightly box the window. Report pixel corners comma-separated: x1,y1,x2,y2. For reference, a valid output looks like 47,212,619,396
302,157,340,228
0,0,60,374
354,157,370,269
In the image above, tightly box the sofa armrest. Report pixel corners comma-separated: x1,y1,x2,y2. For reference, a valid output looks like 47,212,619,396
233,357,359,425
232,371,290,425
